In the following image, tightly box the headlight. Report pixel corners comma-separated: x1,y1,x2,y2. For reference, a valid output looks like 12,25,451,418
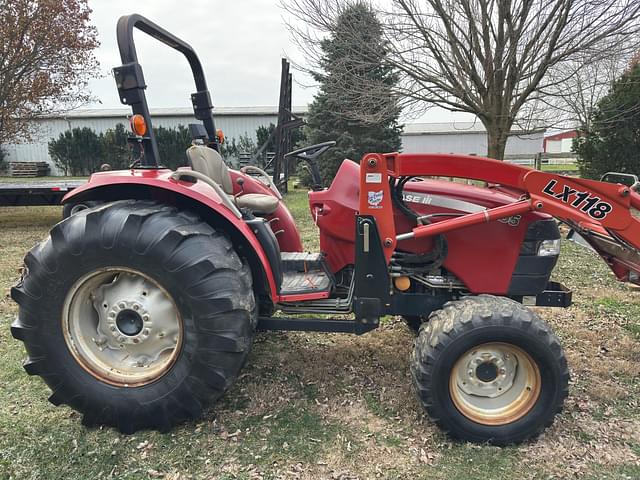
537,239,561,256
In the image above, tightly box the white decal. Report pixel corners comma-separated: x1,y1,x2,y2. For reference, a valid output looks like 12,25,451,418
366,173,382,184
498,215,521,226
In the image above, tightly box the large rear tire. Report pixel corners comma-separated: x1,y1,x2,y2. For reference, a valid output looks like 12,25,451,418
411,295,569,445
11,200,256,433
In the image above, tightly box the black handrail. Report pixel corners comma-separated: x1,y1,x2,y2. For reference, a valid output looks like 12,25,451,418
113,14,218,167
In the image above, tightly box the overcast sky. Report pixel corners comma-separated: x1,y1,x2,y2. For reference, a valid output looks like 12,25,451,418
86,0,470,124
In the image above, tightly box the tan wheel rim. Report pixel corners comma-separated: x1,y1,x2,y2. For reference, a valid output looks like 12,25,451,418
62,267,183,387
449,342,541,425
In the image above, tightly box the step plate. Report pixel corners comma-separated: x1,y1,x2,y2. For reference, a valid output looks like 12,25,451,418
281,252,324,272
280,271,332,295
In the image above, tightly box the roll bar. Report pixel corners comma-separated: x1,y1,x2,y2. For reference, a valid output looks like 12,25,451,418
113,14,218,167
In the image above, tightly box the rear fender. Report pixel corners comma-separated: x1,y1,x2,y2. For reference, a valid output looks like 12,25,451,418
63,169,280,303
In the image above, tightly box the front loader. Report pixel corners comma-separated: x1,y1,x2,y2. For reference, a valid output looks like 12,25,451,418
10,14,640,445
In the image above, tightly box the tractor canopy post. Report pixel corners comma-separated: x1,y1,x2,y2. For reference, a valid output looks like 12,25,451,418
113,14,219,167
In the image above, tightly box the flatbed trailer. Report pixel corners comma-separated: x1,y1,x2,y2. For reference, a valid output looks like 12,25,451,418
0,180,85,207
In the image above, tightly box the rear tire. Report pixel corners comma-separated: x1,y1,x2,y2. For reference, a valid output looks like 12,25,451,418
11,200,256,433
411,295,569,445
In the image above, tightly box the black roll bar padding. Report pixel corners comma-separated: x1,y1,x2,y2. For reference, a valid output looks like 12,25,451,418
113,14,218,166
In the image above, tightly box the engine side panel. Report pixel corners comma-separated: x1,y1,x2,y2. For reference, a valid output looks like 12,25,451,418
309,160,361,272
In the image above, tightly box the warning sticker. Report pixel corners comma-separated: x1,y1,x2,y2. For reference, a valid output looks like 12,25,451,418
368,190,383,208
365,173,382,184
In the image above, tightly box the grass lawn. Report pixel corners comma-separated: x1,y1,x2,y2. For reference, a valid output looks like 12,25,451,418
541,164,580,173
1,188,639,479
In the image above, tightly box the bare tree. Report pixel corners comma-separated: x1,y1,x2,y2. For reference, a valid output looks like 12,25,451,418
0,0,100,144
283,0,640,159
537,47,637,132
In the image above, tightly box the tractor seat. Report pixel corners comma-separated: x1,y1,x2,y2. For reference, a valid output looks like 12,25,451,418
235,193,279,215
186,145,279,215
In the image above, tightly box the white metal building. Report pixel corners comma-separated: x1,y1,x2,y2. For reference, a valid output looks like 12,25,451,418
401,122,545,156
3,106,304,175
3,111,545,175
544,130,578,153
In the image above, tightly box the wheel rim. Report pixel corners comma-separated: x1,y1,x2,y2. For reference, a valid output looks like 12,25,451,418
449,342,541,425
63,268,183,387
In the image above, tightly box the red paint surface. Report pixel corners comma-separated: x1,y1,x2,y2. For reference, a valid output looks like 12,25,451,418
64,168,281,301
358,153,397,262
63,151,640,301
228,170,303,252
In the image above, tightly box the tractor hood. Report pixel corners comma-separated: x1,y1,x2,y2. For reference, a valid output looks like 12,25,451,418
402,178,529,213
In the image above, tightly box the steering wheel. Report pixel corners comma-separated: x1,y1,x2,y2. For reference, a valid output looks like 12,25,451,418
240,165,282,199
284,141,336,191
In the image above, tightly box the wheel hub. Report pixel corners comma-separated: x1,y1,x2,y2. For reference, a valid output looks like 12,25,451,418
475,361,498,382
63,268,182,386
116,308,144,337
106,300,151,344
457,347,517,398
449,342,541,425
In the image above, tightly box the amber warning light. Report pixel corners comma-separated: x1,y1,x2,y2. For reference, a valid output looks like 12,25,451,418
130,114,147,136
216,128,225,145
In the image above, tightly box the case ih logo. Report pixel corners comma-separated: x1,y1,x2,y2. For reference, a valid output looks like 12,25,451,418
542,179,613,220
368,190,383,208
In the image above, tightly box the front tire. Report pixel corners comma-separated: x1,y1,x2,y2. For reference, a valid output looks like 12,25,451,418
11,200,256,433
62,200,103,218
411,295,569,445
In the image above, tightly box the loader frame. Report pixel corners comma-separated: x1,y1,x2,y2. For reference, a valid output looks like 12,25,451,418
358,152,640,285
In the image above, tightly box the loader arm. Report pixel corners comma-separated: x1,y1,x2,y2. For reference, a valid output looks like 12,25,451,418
359,152,640,285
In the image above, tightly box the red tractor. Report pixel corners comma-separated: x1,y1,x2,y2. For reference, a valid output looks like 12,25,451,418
11,15,640,445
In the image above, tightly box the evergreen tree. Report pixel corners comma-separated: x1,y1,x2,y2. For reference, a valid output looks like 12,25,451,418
256,124,277,153
102,123,131,170
0,146,6,174
304,2,402,185
220,133,258,166
48,127,103,176
154,125,192,170
48,124,194,175
574,61,640,179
